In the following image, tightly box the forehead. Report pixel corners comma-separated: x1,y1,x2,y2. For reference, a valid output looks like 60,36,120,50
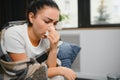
36,6,60,20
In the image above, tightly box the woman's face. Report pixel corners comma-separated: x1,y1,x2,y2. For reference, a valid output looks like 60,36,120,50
29,6,59,39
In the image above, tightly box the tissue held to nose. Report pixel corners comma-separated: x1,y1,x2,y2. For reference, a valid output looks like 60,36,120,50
45,31,49,36
44,26,55,38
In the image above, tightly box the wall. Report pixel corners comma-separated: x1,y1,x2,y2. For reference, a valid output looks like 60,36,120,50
59,28,120,79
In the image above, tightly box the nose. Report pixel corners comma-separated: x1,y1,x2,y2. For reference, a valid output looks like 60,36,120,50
48,23,55,30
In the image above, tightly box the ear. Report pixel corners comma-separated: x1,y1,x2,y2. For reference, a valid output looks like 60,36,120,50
29,12,35,24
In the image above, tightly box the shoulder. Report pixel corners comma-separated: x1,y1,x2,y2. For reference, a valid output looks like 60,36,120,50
5,23,27,34
2,23,28,45
4,23,27,38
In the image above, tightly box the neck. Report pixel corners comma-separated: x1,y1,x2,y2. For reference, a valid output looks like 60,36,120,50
28,27,41,47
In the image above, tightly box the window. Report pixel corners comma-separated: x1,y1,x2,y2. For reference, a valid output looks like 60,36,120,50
78,0,120,28
55,0,78,28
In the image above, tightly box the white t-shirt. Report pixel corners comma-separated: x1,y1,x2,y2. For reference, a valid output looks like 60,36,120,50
2,23,50,58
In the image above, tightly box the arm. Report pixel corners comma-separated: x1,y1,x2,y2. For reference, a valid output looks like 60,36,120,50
3,27,27,62
46,29,60,67
48,66,77,80
8,52,27,62
46,29,77,80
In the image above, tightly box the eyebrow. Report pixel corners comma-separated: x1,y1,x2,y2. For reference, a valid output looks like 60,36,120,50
46,17,59,22
46,17,53,21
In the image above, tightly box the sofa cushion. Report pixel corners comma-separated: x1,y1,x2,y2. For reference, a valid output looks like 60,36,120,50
57,42,81,68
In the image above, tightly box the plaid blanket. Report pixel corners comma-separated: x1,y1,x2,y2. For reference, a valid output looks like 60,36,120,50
0,58,47,80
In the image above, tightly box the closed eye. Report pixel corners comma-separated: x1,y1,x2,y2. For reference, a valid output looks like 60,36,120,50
44,20,51,24
43,17,59,26
54,21,58,26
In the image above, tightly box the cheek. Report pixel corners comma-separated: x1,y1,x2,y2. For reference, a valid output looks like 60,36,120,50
33,20,48,34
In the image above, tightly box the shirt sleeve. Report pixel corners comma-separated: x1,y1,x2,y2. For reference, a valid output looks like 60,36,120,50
4,28,25,53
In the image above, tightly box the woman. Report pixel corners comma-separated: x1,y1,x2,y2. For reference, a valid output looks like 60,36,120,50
2,0,76,80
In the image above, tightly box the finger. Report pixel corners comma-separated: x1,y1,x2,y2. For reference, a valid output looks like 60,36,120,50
66,68,77,80
48,31,60,43
69,73,76,80
71,74,77,80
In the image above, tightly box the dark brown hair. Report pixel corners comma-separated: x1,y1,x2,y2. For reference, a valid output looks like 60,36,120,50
26,0,60,26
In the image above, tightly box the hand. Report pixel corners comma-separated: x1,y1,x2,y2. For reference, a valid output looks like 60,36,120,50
59,67,77,80
47,28,60,50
